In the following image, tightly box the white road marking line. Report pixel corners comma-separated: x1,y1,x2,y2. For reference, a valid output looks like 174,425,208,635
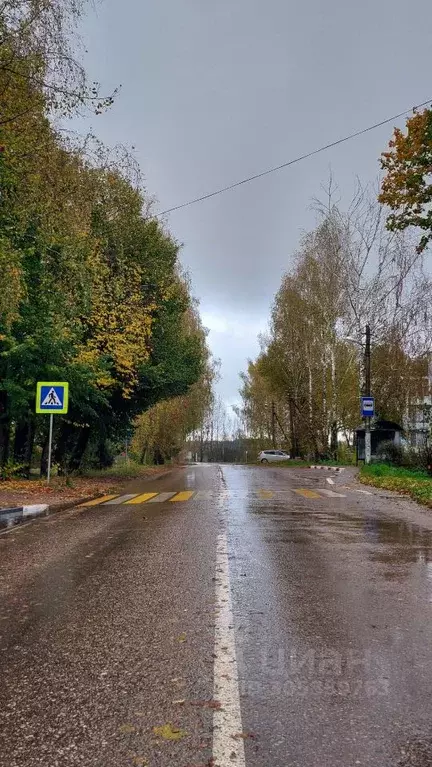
147,492,176,503
319,489,347,498
213,525,245,767
326,477,335,485
103,494,137,505
0,521,33,536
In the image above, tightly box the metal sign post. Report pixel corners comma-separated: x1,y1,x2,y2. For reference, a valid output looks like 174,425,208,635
361,396,375,464
47,414,54,484
36,382,69,484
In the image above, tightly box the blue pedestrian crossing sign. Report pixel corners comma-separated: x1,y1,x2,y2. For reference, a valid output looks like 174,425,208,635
36,382,69,414
361,396,375,418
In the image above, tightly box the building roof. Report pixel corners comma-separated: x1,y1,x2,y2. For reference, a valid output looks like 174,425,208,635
355,418,404,433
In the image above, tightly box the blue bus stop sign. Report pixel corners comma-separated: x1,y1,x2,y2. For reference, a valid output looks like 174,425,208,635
361,396,374,418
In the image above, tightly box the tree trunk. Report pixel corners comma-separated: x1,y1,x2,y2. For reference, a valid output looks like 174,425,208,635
96,438,113,469
54,421,75,474
330,421,338,458
199,429,204,462
330,347,337,458
40,435,49,477
0,420,10,467
289,398,299,457
67,427,91,473
0,390,10,467
13,418,35,477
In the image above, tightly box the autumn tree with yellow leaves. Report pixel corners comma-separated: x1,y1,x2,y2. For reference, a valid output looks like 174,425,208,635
0,0,209,475
240,182,432,458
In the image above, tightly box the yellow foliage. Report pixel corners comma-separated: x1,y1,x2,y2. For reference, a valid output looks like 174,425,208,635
0,239,26,328
78,249,157,396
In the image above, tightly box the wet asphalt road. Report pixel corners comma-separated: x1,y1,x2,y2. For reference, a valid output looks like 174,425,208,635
2,464,432,766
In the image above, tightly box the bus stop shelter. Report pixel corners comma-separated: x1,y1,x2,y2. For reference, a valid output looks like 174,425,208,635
355,419,404,462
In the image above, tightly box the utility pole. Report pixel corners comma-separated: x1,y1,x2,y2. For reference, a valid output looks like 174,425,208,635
365,324,371,465
271,401,276,448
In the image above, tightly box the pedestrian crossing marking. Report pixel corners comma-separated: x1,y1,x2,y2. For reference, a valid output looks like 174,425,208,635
103,494,137,505
79,494,119,507
80,486,358,508
294,488,321,499
170,491,195,502
124,492,158,504
148,492,176,503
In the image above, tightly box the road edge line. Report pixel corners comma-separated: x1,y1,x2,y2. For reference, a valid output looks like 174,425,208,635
213,525,246,767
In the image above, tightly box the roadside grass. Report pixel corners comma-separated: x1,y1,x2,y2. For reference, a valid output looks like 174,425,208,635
360,463,432,508
255,459,352,468
82,460,171,480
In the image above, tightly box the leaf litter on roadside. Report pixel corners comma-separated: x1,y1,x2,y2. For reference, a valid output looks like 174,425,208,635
190,700,222,710
129,756,148,767
152,723,188,740
119,724,137,735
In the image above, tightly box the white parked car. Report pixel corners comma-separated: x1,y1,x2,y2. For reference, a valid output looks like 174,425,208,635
258,450,290,463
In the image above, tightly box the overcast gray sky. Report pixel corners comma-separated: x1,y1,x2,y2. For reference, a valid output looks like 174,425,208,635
74,0,432,408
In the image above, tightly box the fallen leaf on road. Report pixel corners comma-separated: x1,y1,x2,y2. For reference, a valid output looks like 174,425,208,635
177,632,187,643
172,699,186,705
119,724,136,734
183,760,215,767
131,756,148,767
152,723,187,740
190,700,222,709
231,731,257,740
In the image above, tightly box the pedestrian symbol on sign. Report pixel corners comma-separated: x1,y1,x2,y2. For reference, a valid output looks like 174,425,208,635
42,387,62,407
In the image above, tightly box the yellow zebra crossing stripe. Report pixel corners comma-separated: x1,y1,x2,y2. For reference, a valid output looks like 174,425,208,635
79,494,119,507
124,492,158,505
170,491,195,502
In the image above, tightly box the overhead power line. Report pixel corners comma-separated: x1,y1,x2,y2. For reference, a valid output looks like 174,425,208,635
158,98,432,216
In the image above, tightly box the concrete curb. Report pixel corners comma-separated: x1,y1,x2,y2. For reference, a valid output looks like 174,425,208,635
0,495,99,530
309,465,345,472
0,467,173,531
0,503,49,528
